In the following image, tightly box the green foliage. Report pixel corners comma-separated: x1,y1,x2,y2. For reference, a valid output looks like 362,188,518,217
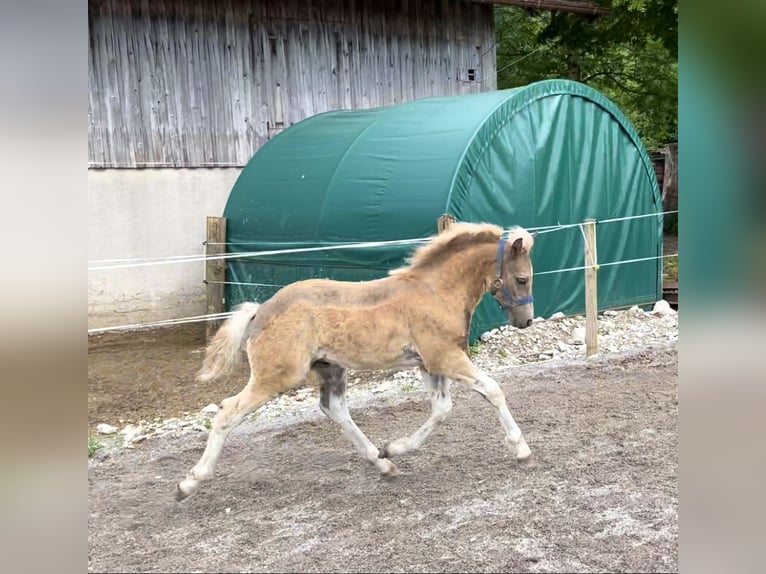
663,254,678,282
495,0,677,150
401,381,418,392
88,434,103,458
468,340,481,357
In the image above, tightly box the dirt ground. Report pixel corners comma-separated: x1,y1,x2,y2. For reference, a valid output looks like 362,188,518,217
88,323,231,427
88,323,424,427
88,342,677,573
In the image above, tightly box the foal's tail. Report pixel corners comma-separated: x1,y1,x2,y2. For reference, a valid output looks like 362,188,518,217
197,302,261,383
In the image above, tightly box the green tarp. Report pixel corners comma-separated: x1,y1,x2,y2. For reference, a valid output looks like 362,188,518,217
223,79,662,343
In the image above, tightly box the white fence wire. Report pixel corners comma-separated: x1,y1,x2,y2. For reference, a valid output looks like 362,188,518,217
88,210,678,334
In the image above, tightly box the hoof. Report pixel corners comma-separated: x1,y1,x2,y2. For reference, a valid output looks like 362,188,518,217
379,459,399,478
515,442,532,461
175,485,190,502
175,480,198,502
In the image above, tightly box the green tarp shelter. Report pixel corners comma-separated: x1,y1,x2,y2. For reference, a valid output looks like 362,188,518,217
222,79,663,343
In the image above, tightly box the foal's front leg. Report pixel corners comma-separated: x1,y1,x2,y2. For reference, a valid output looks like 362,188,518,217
380,369,453,458
467,370,531,460
438,353,531,461
315,364,398,476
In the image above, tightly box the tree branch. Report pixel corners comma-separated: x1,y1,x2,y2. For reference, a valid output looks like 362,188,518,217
591,71,663,98
471,0,609,16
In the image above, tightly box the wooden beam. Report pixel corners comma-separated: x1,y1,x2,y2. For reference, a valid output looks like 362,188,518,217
582,219,599,357
205,216,227,340
466,0,609,16
437,214,457,233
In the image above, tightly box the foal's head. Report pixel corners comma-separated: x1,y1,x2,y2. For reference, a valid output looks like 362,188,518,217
491,228,535,329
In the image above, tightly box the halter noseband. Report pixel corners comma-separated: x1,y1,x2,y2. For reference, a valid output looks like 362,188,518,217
490,236,534,311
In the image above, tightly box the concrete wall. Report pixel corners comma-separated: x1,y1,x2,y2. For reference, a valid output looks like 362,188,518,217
88,168,241,329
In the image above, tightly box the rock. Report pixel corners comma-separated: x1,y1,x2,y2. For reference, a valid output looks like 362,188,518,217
91,449,110,462
129,434,148,444
480,331,492,342
119,424,142,437
549,312,566,321
538,353,553,361
96,423,117,435
603,309,618,317
557,341,569,352
571,327,586,345
533,317,545,323
201,403,219,414
651,299,675,316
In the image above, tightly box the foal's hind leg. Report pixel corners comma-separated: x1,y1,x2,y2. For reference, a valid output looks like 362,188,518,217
315,364,398,476
380,369,453,458
176,375,272,501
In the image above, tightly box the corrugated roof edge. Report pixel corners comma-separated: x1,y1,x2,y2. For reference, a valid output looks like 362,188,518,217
443,79,663,221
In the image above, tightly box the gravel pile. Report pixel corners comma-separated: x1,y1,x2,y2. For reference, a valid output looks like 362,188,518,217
90,301,677,457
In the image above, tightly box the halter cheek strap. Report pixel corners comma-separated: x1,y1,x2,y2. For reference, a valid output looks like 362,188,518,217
491,236,534,311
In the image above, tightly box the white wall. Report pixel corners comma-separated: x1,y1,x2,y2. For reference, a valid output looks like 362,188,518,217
88,168,242,329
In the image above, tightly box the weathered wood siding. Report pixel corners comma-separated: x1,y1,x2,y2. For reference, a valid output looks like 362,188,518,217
88,0,496,168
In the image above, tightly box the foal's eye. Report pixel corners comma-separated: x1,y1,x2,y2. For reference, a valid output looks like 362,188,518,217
516,276,528,285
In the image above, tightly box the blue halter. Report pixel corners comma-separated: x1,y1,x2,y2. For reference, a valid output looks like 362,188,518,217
491,236,534,311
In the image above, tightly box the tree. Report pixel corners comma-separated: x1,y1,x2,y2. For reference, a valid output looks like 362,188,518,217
494,0,677,150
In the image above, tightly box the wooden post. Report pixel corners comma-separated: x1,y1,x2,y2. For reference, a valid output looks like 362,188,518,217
205,216,227,340
437,213,456,233
583,219,598,356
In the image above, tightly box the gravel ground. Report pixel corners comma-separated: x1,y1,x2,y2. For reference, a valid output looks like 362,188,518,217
88,304,678,573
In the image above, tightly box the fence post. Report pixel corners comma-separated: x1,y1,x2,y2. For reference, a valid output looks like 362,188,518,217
437,213,456,233
205,216,227,340
583,218,598,357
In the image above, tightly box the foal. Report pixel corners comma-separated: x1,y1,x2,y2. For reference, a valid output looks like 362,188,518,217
177,222,535,500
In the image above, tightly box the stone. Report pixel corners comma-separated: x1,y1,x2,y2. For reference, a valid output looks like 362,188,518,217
651,299,675,316
96,423,118,435
571,327,586,345
480,331,492,342
119,424,141,437
548,312,566,321
201,403,219,414
91,449,110,462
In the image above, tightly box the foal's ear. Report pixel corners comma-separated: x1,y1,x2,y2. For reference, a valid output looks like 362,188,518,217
510,236,525,255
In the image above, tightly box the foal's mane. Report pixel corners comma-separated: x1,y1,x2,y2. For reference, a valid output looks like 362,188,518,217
387,222,493,275
390,222,535,276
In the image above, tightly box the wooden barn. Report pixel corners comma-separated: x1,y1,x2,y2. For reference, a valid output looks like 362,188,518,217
87,0,499,329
